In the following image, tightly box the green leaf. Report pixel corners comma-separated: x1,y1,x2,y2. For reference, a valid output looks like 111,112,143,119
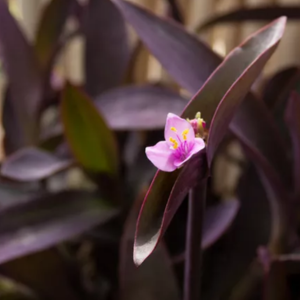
61,83,118,176
35,0,76,70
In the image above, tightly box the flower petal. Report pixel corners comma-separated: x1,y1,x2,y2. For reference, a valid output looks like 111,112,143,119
145,141,176,172
165,113,194,146
174,138,205,168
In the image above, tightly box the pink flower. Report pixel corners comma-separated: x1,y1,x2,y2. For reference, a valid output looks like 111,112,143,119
145,113,206,172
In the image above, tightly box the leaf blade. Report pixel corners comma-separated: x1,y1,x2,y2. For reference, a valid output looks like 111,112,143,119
1,147,72,182
0,190,118,264
84,0,130,97
133,17,286,265
61,83,118,175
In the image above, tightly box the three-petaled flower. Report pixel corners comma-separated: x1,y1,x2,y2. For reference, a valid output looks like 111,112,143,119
145,113,206,172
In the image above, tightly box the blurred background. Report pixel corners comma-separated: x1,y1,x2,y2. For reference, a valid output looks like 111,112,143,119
1,0,298,196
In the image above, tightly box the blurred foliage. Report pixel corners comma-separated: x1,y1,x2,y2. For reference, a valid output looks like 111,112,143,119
0,1,298,300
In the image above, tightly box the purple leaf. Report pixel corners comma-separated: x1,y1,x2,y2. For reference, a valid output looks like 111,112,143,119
95,85,187,130
133,17,285,265
285,92,300,196
263,66,300,109
230,94,292,189
84,0,130,97
173,200,240,263
1,147,72,182
112,0,221,95
182,17,286,164
202,200,240,248
120,189,180,300
197,6,300,31
0,1,42,146
202,166,271,299
134,150,207,266
0,190,118,264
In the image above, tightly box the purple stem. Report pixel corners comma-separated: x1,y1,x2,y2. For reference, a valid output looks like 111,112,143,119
184,179,207,300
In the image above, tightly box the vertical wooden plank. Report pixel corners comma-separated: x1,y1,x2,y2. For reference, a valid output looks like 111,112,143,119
211,0,242,57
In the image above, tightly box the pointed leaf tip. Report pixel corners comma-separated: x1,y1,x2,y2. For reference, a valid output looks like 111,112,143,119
133,16,286,265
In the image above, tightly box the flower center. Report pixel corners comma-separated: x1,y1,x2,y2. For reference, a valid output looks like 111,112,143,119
168,127,191,159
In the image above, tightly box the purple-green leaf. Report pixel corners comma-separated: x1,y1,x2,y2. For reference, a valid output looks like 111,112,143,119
133,17,285,265
96,85,187,130
197,6,300,31
112,0,221,95
0,1,42,146
1,147,72,182
285,92,300,196
84,0,130,97
61,83,118,175
0,249,81,300
0,190,118,264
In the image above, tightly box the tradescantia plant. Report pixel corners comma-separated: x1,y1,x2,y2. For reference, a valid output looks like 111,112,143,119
0,0,300,299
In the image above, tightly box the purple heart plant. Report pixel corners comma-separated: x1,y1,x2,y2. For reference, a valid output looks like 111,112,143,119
0,0,300,299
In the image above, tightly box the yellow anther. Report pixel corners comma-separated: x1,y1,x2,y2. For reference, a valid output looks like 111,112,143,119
169,137,178,149
182,129,189,140
171,127,177,132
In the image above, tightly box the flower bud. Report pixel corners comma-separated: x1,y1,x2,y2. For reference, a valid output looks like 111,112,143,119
188,112,206,138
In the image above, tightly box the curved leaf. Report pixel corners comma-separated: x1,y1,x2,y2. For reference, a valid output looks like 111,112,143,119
182,16,286,164
112,0,221,95
230,94,292,189
95,85,187,130
133,17,286,265
35,0,76,70
0,190,117,264
1,147,72,182
0,2,42,147
84,0,130,97
61,83,118,175
202,166,271,299
197,6,300,31
263,66,300,109
120,189,180,300
173,199,240,263
285,92,300,196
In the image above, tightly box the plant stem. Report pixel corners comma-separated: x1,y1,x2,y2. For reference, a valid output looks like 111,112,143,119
184,179,207,300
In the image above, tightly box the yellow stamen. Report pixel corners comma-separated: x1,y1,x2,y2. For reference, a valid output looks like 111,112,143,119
171,127,177,132
182,129,189,140
169,137,178,149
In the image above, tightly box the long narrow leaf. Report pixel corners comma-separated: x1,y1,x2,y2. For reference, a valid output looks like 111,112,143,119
1,147,73,182
84,0,130,97
133,17,286,265
112,0,221,95
0,190,118,264
0,1,42,147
